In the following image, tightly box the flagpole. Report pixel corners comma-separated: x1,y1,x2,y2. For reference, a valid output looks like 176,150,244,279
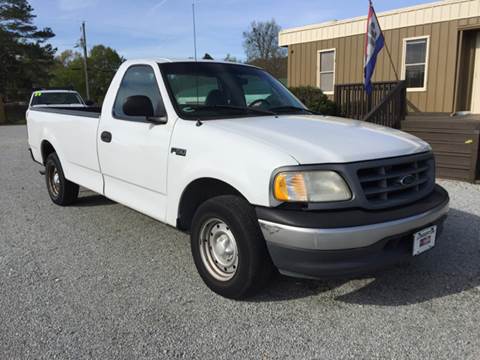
383,35,400,81
370,1,399,81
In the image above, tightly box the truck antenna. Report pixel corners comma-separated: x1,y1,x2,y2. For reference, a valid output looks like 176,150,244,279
192,0,198,61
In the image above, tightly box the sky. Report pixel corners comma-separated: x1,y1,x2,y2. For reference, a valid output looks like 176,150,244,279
29,0,435,61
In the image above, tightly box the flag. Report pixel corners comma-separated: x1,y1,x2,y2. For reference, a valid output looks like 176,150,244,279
364,1,385,95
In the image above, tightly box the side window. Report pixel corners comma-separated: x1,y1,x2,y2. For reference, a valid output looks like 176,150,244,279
113,65,165,120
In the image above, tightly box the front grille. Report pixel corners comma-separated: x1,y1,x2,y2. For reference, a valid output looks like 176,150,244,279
356,154,435,208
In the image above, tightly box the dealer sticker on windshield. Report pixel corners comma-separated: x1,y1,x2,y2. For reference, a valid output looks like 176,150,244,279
413,225,437,256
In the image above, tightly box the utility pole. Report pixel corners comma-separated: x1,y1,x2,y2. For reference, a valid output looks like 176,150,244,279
80,21,91,100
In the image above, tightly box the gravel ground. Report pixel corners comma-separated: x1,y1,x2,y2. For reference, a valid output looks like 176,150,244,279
1,125,479,360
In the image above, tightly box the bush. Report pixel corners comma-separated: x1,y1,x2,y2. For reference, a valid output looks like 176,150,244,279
289,86,338,116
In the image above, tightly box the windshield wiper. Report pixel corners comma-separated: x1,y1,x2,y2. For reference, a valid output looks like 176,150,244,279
269,106,319,115
186,105,276,116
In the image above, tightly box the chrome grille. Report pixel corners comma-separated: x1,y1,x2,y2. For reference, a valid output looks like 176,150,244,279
357,154,435,207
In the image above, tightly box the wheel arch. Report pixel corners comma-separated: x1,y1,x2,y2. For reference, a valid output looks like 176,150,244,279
176,177,248,231
40,140,56,165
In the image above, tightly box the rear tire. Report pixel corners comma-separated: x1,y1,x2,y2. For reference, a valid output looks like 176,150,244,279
191,195,274,299
45,153,79,206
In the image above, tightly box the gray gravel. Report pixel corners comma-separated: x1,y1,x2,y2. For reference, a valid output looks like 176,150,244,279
1,125,479,360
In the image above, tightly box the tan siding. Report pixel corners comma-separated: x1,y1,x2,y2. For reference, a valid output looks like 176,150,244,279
288,17,480,113
280,0,480,46
416,25,428,112
337,35,346,84
300,43,306,86
427,23,438,112
305,42,312,87
343,36,352,81
444,21,460,112
436,22,449,111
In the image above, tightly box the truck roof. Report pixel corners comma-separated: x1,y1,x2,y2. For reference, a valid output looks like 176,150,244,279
33,89,80,94
129,58,259,68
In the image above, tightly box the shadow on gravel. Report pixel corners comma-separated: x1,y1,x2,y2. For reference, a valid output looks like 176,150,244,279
251,208,480,306
74,194,116,207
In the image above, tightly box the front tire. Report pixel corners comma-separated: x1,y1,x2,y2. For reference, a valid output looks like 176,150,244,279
45,153,79,206
191,195,274,299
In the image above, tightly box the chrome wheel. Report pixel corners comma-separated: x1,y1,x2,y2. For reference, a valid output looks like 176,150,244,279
47,165,61,197
199,218,238,281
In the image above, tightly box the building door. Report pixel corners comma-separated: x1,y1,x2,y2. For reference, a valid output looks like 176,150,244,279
472,32,480,113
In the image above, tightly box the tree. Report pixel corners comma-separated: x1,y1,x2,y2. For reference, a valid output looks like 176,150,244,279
0,0,56,102
224,54,240,63
49,50,85,94
248,57,287,81
242,19,287,80
242,19,286,62
50,45,124,104
88,45,124,103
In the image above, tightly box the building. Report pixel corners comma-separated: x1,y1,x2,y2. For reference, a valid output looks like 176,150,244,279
281,0,480,114
280,0,480,182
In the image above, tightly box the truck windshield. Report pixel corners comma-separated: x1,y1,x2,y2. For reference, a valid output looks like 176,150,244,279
159,62,307,119
31,92,83,106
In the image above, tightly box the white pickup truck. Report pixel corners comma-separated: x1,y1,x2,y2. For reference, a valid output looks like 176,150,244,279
29,89,87,108
27,59,449,299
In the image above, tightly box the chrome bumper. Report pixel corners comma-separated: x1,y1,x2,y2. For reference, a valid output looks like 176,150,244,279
259,202,449,251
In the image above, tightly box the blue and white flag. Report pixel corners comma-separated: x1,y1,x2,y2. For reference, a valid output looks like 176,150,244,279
364,1,385,95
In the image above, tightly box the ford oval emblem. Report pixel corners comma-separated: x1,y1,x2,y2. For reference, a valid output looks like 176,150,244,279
399,175,416,186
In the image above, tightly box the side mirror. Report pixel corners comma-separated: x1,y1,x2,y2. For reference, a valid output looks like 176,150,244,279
85,100,95,106
122,95,167,124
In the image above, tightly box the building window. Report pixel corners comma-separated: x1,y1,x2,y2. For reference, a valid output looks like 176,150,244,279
402,36,429,91
317,49,335,94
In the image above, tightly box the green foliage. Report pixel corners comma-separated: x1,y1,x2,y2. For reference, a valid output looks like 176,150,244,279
50,45,124,104
88,45,124,103
289,86,338,116
49,50,84,96
0,0,56,101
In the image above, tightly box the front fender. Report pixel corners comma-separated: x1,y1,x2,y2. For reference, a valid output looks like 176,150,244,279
164,119,298,226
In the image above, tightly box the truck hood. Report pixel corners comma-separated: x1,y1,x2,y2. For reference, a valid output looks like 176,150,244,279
209,115,431,164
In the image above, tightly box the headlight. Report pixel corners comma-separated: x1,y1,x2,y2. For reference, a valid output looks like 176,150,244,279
273,171,352,203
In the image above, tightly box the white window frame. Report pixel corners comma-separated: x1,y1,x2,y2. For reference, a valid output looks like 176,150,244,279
401,35,430,92
317,48,336,95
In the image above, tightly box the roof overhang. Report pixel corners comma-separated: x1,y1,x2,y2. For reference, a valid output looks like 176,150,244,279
279,0,480,46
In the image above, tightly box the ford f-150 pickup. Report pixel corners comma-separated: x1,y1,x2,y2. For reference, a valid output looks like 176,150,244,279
26,59,450,299
29,89,87,108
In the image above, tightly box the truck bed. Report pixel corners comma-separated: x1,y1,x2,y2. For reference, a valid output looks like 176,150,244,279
27,105,104,194
30,106,102,118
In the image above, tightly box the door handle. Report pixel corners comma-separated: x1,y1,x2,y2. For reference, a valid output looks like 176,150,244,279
101,131,112,143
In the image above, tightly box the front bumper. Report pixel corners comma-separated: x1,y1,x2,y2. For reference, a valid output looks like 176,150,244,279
258,185,449,279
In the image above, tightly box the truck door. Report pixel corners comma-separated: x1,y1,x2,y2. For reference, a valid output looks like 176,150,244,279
97,64,173,221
